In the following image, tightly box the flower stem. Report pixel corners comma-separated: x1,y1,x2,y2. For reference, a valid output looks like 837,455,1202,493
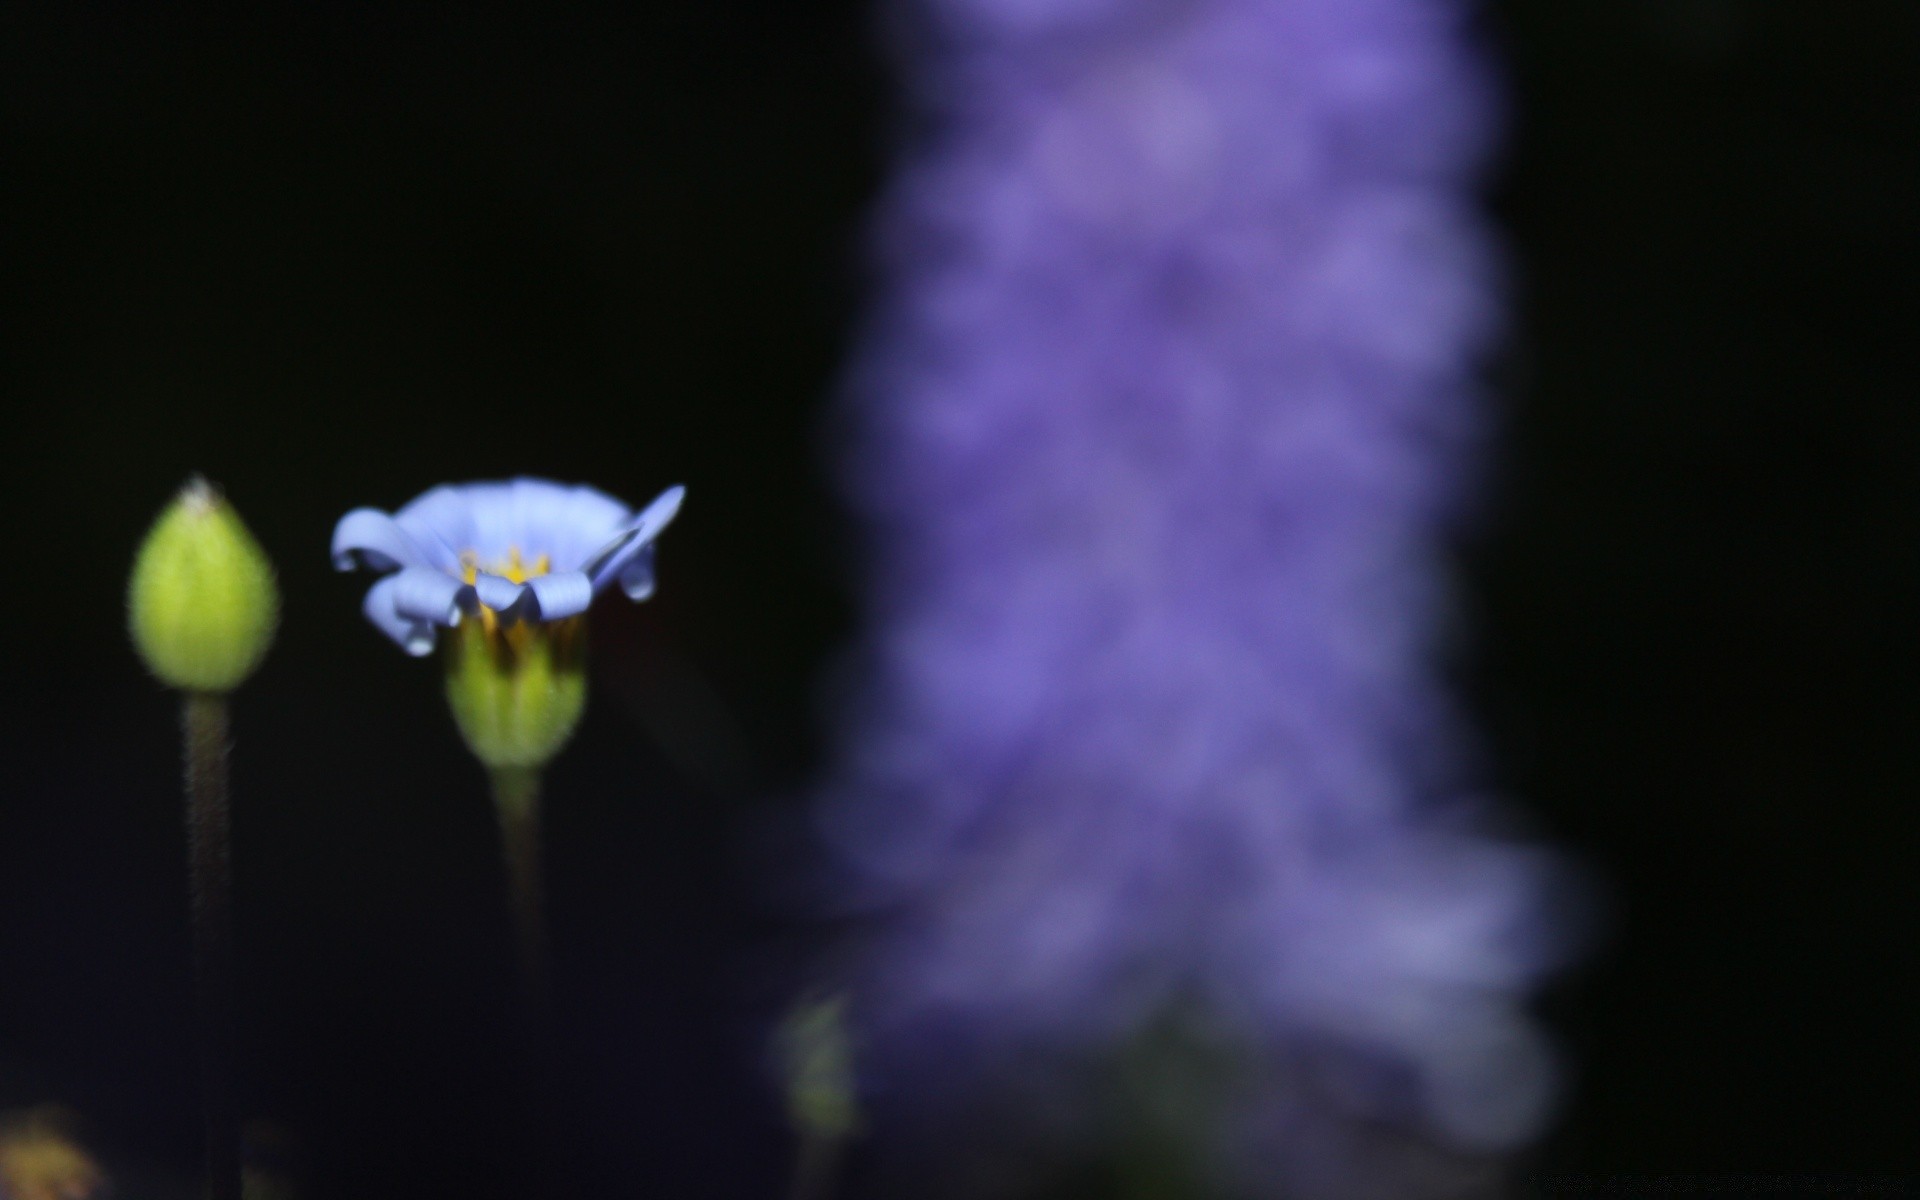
788,1130,844,1200
490,766,549,1023
182,691,240,1200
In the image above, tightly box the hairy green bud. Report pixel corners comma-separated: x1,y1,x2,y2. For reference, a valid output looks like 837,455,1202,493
128,478,279,693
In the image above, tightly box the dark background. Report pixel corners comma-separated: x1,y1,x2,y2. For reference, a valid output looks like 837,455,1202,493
0,1,1912,1196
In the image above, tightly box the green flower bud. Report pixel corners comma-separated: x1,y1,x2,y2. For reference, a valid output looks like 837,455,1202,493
778,991,862,1142
128,478,279,693
442,615,587,770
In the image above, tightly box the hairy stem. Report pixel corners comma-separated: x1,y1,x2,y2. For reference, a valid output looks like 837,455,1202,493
788,1131,844,1200
183,692,239,1200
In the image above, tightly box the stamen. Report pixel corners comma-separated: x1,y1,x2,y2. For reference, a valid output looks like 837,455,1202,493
458,546,554,638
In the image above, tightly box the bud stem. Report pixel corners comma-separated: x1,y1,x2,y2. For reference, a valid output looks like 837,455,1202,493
182,692,240,1200
490,766,549,1024
788,1129,845,1200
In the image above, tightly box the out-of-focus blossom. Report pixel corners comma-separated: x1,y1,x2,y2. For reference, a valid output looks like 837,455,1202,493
332,478,683,657
818,0,1576,1190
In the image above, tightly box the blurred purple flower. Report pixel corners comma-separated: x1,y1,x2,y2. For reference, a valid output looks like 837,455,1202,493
817,0,1578,1186
332,479,684,654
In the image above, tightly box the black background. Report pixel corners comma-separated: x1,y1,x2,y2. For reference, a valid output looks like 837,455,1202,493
0,2,1912,1196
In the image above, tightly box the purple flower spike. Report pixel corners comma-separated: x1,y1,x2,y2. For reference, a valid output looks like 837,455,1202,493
818,0,1579,1189
333,479,684,655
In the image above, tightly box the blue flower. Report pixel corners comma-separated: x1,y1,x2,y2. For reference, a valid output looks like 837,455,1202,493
331,478,685,655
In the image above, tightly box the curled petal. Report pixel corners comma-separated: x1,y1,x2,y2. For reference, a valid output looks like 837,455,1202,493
473,573,527,614
617,546,657,600
587,485,686,590
630,484,686,544
362,576,437,656
391,566,472,627
332,509,433,572
526,570,594,620
582,528,641,587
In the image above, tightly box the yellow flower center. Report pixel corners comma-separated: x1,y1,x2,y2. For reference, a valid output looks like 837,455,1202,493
461,546,551,586
459,547,555,639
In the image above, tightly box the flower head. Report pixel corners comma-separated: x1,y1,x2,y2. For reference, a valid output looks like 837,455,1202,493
333,478,684,769
331,478,684,656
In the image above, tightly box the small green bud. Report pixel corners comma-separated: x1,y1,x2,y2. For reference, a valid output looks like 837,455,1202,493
778,991,862,1142
128,478,279,693
442,616,587,770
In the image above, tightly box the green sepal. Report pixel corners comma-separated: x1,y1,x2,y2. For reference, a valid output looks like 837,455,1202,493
442,616,587,769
